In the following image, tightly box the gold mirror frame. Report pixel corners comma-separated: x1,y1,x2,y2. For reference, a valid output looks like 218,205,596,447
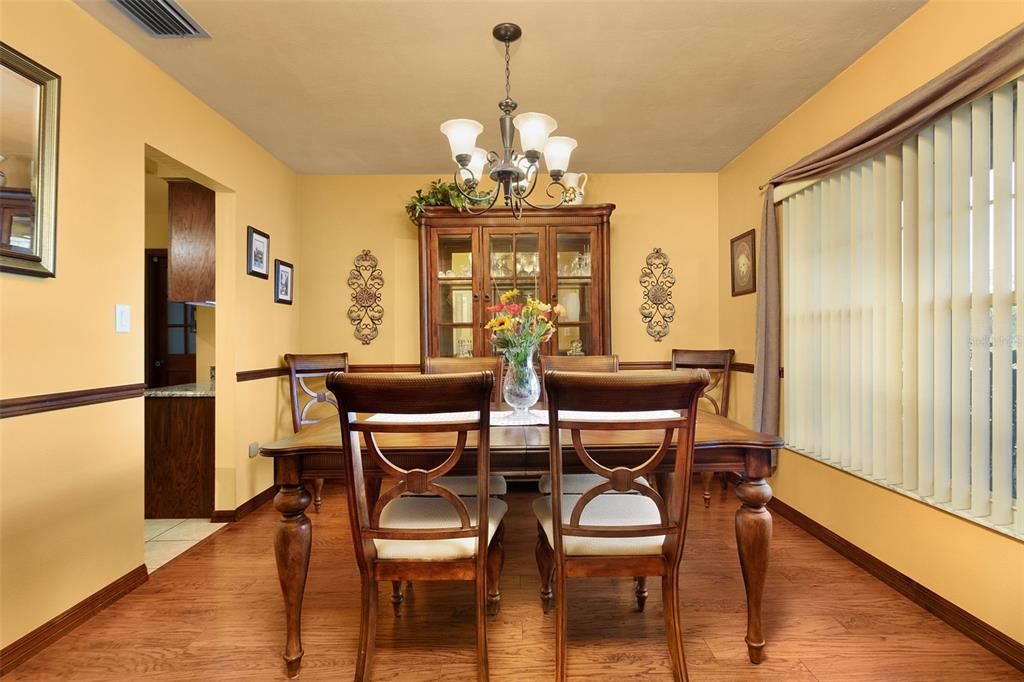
1,43,60,277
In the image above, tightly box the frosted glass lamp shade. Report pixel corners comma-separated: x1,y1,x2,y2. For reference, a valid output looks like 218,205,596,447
515,156,537,190
465,147,488,182
440,119,484,161
513,112,557,155
543,136,577,175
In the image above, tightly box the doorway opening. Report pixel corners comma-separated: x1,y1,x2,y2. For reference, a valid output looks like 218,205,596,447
142,153,222,571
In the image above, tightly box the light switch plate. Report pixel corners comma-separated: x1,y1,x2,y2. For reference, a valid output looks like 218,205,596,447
115,304,131,333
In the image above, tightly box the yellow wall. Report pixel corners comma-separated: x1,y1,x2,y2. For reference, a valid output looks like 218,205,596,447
143,173,168,250
0,155,33,190
0,0,300,646
195,306,215,382
297,173,719,363
717,0,1024,641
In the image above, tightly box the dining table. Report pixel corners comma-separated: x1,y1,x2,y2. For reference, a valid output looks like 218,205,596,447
260,408,783,678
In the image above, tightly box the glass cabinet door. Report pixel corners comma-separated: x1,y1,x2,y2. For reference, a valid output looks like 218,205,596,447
549,227,598,356
432,230,479,357
483,229,546,355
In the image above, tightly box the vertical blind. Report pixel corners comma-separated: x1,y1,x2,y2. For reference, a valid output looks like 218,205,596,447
782,78,1022,533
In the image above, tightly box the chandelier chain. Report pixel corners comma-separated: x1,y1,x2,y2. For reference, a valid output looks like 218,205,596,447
504,41,511,102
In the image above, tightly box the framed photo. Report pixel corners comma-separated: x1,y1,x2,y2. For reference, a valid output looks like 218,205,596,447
730,229,756,297
247,226,270,279
274,259,294,304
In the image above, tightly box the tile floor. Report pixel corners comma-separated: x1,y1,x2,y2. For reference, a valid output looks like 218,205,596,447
143,518,226,572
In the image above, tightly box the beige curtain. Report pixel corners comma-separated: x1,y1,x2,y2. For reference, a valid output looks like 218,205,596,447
753,22,1024,436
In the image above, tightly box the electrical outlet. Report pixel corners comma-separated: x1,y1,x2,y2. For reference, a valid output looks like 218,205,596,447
248,441,261,458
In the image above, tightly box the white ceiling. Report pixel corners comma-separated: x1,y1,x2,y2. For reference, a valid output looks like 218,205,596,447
75,0,925,174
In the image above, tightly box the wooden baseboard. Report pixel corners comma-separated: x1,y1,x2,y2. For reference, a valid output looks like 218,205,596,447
768,497,1024,671
211,484,277,523
0,564,148,676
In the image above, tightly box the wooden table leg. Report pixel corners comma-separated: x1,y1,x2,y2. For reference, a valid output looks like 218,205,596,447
734,450,773,664
274,458,312,678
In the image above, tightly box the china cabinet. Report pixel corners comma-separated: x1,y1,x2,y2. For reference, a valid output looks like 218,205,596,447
417,204,615,361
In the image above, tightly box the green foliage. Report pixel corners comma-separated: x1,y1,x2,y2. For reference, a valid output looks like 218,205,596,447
405,179,482,225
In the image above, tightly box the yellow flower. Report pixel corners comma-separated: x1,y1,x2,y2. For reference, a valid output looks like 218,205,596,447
535,301,552,313
485,315,512,331
499,288,520,305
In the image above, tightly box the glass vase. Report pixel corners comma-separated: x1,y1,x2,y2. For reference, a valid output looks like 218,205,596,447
502,346,540,423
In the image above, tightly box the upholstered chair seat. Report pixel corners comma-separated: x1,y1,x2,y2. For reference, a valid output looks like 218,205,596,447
533,494,664,556
376,496,508,561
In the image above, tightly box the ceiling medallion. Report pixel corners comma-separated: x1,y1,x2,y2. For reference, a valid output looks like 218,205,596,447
440,23,578,219
347,250,384,345
640,248,676,342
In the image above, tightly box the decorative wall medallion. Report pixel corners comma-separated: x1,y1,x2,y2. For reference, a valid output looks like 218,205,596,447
639,247,675,342
347,249,384,345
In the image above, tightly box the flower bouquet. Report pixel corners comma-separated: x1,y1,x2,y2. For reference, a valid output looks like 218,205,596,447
485,289,564,419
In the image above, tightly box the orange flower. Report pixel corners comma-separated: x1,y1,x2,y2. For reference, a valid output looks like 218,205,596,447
486,303,505,313
507,303,523,315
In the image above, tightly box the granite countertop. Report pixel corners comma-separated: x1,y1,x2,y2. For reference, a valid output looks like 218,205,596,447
144,382,216,398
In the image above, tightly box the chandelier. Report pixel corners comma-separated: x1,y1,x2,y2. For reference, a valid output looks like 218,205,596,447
440,23,576,218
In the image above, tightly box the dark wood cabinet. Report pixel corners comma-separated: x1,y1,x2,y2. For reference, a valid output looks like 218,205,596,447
167,179,215,303
417,204,615,361
145,395,215,518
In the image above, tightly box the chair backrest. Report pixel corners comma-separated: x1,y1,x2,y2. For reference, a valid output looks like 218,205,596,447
544,370,709,564
327,371,494,569
424,356,503,407
284,352,350,433
670,348,734,417
541,354,619,373
540,354,618,403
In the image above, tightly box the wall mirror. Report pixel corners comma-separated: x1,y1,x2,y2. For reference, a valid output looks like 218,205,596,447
1,43,60,277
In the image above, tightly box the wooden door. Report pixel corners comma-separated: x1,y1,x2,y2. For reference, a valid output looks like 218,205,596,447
546,224,601,356
428,227,481,358
145,250,197,387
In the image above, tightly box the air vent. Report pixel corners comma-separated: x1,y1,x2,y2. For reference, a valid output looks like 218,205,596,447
110,0,209,38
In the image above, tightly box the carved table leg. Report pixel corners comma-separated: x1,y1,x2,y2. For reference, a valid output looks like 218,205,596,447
734,453,773,665
274,458,312,678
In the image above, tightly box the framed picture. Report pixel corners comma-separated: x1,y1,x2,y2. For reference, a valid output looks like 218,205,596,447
274,259,294,304
730,229,756,297
247,226,270,279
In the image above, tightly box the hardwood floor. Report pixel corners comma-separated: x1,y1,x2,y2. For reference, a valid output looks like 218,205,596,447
6,483,1019,681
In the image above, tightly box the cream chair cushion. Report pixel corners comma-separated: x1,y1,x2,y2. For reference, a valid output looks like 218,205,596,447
533,494,665,556
537,473,649,495
375,496,508,561
435,474,508,496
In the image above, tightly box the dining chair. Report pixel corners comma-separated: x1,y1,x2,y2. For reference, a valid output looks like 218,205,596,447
423,356,508,499
671,348,735,507
327,371,505,682
534,370,708,681
537,354,623,495
284,352,350,513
